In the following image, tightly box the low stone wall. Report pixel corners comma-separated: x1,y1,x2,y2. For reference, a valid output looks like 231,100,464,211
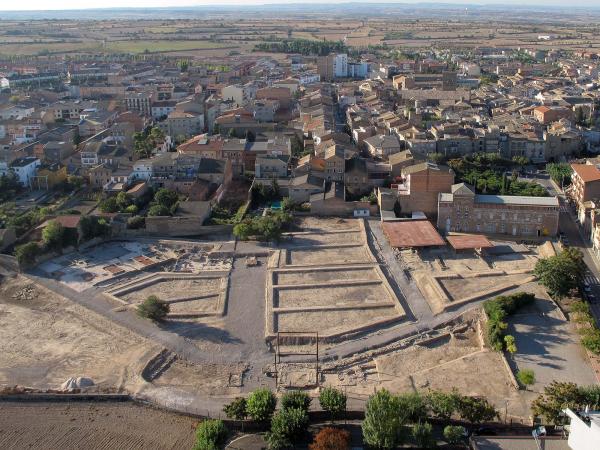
123,223,233,238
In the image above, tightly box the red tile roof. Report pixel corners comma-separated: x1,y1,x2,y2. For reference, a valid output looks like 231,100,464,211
382,220,445,248
571,164,600,183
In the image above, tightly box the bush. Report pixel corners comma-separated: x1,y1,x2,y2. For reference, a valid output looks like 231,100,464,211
517,369,536,388
484,292,534,351
443,425,465,444
124,204,138,214
136,295,169,321
281,391,311,413
15,242,40,266
362,389,406,449
412,422,435,449
127,215,145,229
223,397,247,420
246,388,277,423
319,387,347,419
148,204,171,216
309,427,350,450
194,419,228,450
42,220,65,251
267,407,309,450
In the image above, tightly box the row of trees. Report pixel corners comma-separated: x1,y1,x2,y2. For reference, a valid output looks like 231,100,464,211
362,389,496,449
447,153,548,197
217,387,347,449
254,38,347,56
99,187,179,218
15,215,111,266
483,292,535,353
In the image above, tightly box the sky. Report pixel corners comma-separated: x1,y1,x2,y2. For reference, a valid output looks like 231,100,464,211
0,0,593,12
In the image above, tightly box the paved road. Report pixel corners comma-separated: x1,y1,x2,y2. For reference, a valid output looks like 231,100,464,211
557,200,600,325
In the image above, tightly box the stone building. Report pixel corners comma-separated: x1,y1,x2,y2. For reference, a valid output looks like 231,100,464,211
437,183,559,237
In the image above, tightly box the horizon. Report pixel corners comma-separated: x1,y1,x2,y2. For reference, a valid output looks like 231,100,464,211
0,0,595,13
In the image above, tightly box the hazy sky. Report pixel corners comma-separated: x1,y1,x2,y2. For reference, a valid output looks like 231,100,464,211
0,0,592,12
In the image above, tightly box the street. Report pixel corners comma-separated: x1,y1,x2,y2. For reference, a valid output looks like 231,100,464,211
555,194,600,325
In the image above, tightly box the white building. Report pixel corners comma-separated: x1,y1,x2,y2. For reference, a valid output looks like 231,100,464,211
333,54,348,79
564,408,600,450
297,73,321,85
348,62,369,79
131,159,154,181
8,157,41,188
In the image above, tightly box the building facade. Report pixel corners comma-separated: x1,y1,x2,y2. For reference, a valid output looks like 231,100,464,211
437,183,559,237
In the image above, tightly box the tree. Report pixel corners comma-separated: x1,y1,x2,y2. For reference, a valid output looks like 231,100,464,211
412,422,435,449
456,396,498,424
281,391,311,413
397,392,427,423
426,390,460,419
309,427,350,450
42,220,65,251
79,216,111,241
99,197,119,213
535,247,585,299
547,163,572,188
179,60,189,72
133,131,153,158
116,192,132,211
362,389,406,449
443,425,465,445
223,397,247,420
246,388,277,423
72,128,81,147
194,419,228,450
319,387,347,419
531,381,583,424
517,369,536,389
266,407,309,450
136,295,170,321
15,242,40,267
148,204,171,216
154,188,179,209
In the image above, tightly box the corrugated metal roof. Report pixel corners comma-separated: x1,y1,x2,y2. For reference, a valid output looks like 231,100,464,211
475,194,559,206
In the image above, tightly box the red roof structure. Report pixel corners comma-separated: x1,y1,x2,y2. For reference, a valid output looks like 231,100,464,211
446,234,494,251
382,220,445,248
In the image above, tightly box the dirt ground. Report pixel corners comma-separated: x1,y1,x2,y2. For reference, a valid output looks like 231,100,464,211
119,277,223,304
323,320,536,421
0,274,156,390
287,245,371,266
275,266,380,284
0,401,196,450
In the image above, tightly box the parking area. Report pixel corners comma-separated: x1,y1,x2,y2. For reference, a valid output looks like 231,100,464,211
508,294,598,391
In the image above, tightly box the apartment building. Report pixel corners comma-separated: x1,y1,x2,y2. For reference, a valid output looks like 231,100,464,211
569,163,600,206
437,183,559,237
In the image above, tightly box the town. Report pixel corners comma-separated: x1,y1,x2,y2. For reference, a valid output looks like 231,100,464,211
1,4,600,450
